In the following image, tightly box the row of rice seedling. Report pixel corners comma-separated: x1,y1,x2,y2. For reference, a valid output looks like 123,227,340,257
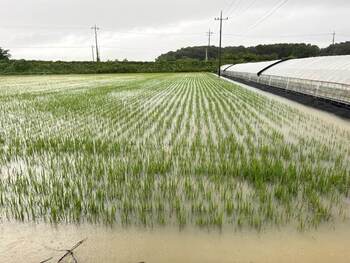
0,73,349,231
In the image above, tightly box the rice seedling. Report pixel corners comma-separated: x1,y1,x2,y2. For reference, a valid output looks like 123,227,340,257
0,73,349,231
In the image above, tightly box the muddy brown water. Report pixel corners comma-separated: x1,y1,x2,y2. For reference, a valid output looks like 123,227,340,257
1,222,350,263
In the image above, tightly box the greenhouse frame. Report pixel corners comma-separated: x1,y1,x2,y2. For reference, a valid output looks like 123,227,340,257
221,55,350,106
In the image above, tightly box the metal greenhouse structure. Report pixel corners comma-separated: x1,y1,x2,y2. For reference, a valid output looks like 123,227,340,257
221,55,350,106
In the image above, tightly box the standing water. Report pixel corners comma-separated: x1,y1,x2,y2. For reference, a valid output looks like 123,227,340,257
1,222,350,263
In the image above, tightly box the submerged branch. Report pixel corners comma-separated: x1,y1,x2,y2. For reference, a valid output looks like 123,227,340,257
40,238,87,263
57,238,87,263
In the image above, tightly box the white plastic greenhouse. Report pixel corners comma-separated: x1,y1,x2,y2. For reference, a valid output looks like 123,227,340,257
221,55,350,106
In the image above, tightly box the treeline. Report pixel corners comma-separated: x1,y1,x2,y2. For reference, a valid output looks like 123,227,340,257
320,41,350,56
157,42,350,64
1,42,349,75
0,60,216,75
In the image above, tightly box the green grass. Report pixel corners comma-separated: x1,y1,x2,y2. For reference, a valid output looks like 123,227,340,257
0,73,349,231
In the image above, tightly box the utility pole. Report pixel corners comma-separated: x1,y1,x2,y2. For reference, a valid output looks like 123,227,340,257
91,25,100,62
205,29,214,62
91,45,95,62
215,11,228,77
332,31,336,45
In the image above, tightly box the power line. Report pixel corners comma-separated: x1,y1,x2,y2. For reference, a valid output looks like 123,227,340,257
223,32,335,38
205,29,214,62
0,24,88,30
114,31,204,36
207,29,214,46
5,46,170,53
337,32,350,38
244,0,289,33
0,24,205,37
225,0,241,18
91,45,95,62
4,31,343,50
226,0,251,19
215,11,228,77
6,46,90,49
91,25,100,62
227,0,259,23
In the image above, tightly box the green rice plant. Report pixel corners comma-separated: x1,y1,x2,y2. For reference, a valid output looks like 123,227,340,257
0,73,349,231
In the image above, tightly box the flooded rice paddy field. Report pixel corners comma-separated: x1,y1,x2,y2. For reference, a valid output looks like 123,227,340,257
0,73,350,262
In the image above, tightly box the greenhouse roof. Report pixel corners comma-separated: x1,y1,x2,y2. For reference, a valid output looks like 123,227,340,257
222,60,281,74
263,55,350,85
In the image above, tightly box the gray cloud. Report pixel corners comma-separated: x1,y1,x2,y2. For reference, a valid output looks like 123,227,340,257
0,0,349,61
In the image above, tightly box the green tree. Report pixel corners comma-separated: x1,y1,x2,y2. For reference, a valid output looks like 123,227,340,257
320,41,350,56
0,47,11,60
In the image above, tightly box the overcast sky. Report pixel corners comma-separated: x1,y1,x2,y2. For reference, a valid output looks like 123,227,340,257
0,0,349,61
